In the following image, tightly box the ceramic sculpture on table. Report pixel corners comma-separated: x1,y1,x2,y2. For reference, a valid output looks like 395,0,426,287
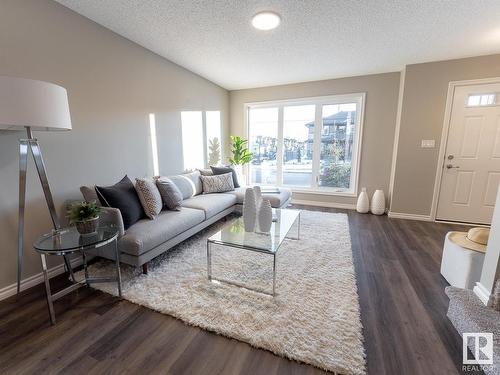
371,189,386,215
356,187,370,214
254,185,262,207
258,199,273,232
243,188,256,232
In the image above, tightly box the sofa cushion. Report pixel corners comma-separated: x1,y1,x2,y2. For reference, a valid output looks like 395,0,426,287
95,175,145,230
167,170,202,199
200,173,234,194
135,178,162,219
210,165,240,188
156,177,183,211
119,207,205,256
181,193,236,219
226,187,292,208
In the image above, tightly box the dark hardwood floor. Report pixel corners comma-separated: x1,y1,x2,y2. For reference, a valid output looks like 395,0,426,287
0,206,477,374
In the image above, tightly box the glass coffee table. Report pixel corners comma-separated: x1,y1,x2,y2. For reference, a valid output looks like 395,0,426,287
207,208,301,296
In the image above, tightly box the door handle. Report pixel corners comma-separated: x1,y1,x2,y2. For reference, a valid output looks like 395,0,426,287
446,164,460,169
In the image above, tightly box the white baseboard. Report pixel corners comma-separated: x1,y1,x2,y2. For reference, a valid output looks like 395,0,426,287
388,211,432,221
291,199,356,210
473,282,490,306
0,257,83,301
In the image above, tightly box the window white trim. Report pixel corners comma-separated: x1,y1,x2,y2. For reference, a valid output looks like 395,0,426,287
244,93,366,196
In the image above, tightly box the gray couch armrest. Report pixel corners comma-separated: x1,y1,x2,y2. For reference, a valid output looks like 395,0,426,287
64,199,124,237
99,207,125,237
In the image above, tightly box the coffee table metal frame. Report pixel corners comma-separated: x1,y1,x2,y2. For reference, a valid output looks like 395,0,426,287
33,227,121,325
206,210,300,297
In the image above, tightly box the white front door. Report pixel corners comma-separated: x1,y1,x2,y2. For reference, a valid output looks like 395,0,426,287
437,83,500,224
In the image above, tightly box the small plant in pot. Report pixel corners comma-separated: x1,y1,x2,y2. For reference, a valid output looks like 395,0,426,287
67,201,101,235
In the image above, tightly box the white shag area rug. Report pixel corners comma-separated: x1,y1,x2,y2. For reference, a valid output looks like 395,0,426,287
79,210,365,375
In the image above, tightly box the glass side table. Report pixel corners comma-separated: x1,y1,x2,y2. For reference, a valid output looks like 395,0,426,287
33,225,121,325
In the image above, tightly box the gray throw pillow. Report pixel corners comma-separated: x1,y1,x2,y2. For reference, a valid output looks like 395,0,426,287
183,170,203,195
210,166,239,188
168,175,195,200
156,177,183,211
135,178,163,219
200,172,235,194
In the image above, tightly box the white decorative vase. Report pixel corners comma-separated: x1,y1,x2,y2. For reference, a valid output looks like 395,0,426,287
371,189,386,215
243,188,256,232
356,187,370,214
258,199,273,232
253,185,262,206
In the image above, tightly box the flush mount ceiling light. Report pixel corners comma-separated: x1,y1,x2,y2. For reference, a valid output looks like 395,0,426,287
252,11,281,30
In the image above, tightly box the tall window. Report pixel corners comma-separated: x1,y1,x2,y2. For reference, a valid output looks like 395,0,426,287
181,110,222,170
248,108,278,185
246,94,364,195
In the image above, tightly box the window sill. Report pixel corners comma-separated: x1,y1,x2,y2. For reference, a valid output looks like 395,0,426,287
290,188,357,197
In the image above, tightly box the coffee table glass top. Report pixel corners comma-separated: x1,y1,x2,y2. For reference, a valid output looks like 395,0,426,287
208,208,300,253
33,225,119,254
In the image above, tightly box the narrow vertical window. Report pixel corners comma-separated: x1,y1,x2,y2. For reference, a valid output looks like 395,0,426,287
181,111,204,171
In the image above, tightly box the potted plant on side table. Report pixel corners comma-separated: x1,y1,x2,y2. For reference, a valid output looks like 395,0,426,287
229,135,253,185
67,201,101,235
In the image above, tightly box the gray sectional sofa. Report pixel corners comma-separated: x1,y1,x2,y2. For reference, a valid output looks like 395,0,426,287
80,172,291,273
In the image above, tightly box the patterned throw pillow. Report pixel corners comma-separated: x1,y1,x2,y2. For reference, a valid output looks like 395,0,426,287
210,165,240,188
200,172,235,194
156,177,183,211
135,178,162,219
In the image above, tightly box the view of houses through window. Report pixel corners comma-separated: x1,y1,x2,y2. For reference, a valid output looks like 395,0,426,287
247,94,364,193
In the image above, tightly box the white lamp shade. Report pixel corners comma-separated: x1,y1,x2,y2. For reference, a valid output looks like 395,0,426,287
0,76,71,131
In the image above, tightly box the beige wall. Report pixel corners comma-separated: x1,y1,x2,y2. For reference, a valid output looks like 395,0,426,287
0,0,228,291
229,73,401,207
391,54,500,216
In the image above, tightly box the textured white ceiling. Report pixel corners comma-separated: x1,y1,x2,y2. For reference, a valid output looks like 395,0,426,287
55,0,500,90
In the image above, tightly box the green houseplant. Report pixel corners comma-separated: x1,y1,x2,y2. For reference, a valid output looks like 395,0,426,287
229,136,253,165
67,200,101,235
229,136,253,185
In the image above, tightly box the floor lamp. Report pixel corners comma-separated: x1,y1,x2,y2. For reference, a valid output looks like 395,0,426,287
0,76,72,295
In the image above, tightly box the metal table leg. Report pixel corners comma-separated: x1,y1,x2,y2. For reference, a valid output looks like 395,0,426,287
113,239,122,297
40,254,56,325
207,241,212,281
272,253,277,297
82,252,90,287
63,255,76,282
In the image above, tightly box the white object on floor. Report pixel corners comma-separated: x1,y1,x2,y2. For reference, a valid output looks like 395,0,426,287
441,232,485,289
356,188,370,213
370,189,385,215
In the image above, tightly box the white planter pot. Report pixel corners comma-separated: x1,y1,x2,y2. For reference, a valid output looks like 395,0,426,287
258,199,273,232
243,188,256,232
356,188,370,214
371,189,386,215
